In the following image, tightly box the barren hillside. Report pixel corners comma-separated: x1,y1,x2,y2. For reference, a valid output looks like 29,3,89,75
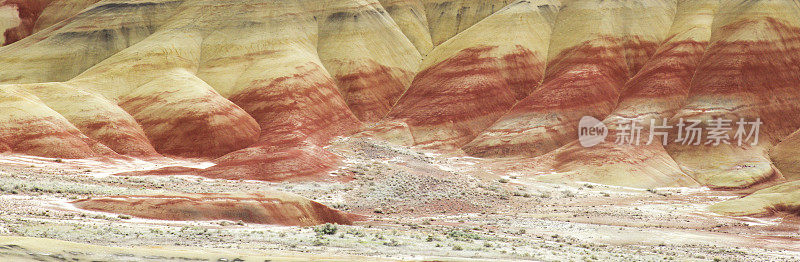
1,0,799,261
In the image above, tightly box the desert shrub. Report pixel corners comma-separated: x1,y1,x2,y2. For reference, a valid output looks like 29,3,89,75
314,223,338,235
447,229,481,241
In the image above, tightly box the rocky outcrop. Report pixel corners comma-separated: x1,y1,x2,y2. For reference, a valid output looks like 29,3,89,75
72,192,360,226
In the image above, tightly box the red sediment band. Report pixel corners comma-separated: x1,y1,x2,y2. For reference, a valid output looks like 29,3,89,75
620,39,708,100
500,45,545,100
334,60,413,122
550,139,667,171
515,38,629,112
79,120,158,158
72,193,359,226
766,203,800,218
530,41,628,100
390,46,514,127
2,0,50,45
119,142,346,182
119,64,360,182
203,143,344,182
0,117,116,159
387,45,544,148
623,36,662,76
688,17,800,139
691,18,800,95
174,63,359,181
463,37,638,157
119,87,260,159
228,63,361,148
546,39,713,186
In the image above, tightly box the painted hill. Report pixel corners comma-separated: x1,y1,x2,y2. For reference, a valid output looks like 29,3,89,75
3,0,800,219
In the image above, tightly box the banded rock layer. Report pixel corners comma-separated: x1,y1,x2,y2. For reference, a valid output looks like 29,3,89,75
381,0,558,149
482,0,715,189
463,0,676,158
663,0,800,189
0,0,536,181
3,0,800,218
72,192,360,226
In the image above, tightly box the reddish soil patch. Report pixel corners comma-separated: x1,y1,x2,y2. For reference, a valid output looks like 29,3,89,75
2,0,51,45
72,192,361,226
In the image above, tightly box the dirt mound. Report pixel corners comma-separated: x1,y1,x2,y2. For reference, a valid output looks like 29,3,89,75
72,191,361,226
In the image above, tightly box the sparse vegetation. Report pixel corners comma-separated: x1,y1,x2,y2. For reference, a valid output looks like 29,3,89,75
447,229,481,241
0,137,792,261
314,223,338,235
562,190,576,198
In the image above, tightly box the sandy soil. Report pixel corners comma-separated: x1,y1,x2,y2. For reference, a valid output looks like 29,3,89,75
1,137,799,261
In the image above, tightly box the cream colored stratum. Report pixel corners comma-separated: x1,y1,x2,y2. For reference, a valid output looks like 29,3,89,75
710,180,800,217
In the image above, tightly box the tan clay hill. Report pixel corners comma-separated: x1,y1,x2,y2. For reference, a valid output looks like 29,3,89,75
2,0,800,221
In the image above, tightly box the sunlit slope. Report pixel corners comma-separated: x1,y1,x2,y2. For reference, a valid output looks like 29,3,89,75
665,0,800,189
381,0,558,149
490,0,716,188
3,0,800,198
422,0,516,46
464,0,676,158
710,180,800,217
317,0,421,122
379,0,433,55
